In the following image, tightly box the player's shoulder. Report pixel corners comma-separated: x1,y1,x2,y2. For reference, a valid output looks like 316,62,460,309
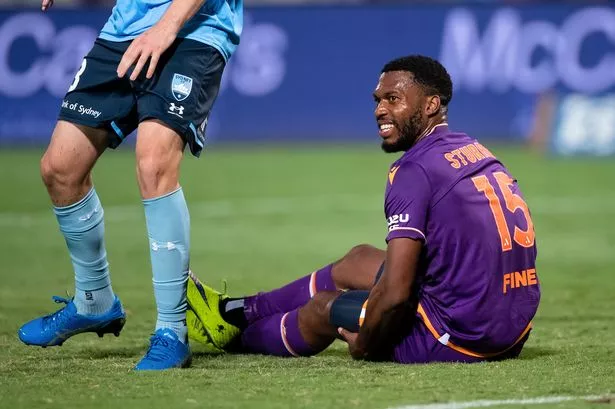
386,154,431,193
389,155,426,177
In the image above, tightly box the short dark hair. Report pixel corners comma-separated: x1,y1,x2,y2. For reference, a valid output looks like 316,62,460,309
382,55,453,106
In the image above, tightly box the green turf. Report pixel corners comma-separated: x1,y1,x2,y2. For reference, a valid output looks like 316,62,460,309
0,146,613,409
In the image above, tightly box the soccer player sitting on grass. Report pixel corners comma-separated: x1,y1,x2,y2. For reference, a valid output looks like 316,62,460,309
187,55,540,363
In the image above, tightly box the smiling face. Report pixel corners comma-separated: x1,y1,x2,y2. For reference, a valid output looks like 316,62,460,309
373,71,435,153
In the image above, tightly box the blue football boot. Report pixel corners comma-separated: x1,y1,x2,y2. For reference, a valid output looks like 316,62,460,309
18,295,126,347
134,328,192,370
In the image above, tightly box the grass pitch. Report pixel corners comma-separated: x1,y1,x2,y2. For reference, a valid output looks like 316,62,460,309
0,145,613,409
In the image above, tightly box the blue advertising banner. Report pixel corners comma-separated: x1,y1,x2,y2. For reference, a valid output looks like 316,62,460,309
549,93,615,156
1,4,615,146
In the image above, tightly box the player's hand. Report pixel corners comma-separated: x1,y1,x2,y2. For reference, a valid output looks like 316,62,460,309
338,328,365,360
41,0,54,11
117,23,178,81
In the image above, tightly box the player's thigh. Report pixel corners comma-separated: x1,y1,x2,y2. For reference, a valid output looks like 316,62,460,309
332,244,386,290
134,39,225,159
58,38,139,155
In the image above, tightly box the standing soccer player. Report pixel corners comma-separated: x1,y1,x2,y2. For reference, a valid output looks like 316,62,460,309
186,55,540,364
17,0,242,370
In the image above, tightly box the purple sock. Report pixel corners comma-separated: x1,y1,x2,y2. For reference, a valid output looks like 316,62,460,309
244,264,336,324
241,309,316,357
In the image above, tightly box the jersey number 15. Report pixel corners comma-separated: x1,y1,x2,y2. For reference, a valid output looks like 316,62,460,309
472,172,535,251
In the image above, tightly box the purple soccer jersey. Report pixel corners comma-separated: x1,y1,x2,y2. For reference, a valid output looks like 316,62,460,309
384,123,539,357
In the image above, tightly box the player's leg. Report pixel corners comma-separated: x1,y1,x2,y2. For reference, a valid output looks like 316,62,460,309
220,244,385,327
236,288,512,363
332,244,385,289
18,121,126,346
41,122,106,205
42,122,115,313
240,291,341,357
185,244,384,349
287,292,489,363
130,39,225,369
134,120,192,370
17,38,138,347
239,289,398,358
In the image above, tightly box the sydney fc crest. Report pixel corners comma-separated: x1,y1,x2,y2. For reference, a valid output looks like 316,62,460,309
171,73,193,101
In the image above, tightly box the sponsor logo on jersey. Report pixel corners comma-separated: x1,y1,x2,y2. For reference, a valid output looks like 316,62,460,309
387,213,410,230
388,166,400,184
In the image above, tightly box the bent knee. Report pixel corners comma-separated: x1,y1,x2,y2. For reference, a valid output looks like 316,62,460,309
332,244,385,290
136,154,181,198
40,151,85,190
136,155,165,184
40,153,57,188
346,244,380,261
135,136,184,198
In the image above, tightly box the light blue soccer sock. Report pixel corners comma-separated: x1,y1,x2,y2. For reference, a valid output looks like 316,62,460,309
143,187,190,343
54,188,115,315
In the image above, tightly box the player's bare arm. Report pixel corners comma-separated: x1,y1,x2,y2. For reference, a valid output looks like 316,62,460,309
117,0,207,81
340,238,422,360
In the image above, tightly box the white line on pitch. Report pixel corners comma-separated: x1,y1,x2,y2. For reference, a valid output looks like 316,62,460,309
389,394,612,409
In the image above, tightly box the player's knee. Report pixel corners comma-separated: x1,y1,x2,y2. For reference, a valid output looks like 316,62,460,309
344,244,378,263
40,151,81,191
136,154,176,197
135,143,182,198
332,244,382,289
136,154,163,185
40,153,54,188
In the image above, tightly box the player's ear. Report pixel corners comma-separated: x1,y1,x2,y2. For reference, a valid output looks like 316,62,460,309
425,95,441,117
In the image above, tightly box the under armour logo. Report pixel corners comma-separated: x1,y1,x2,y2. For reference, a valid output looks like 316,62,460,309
151,241,177,251
78,206,99,221
168,103,184,115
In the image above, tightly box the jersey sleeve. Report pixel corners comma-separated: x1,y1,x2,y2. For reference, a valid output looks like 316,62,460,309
384,162,432,243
